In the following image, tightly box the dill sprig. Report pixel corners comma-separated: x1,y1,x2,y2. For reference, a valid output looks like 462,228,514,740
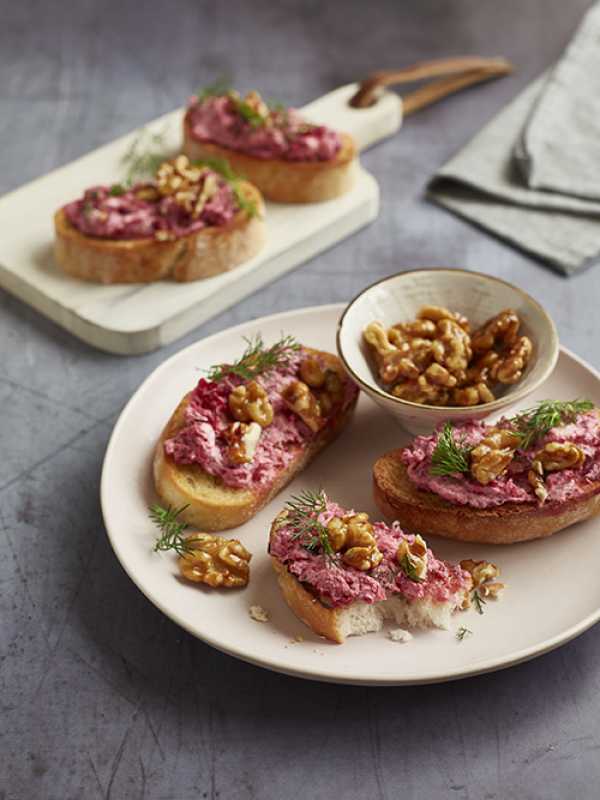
456,626,472,641
472,590,486,615
193,157,259,217
206,334,300,382
286,489,335,560
197,75,233,102
121,125,171,186
509,399,594,450
149,504,193,556
429,422,473,478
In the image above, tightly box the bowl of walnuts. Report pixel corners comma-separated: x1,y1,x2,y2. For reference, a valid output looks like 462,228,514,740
336,268,559,434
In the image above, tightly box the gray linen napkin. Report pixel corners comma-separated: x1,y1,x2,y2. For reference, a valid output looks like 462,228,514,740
428,3,600,275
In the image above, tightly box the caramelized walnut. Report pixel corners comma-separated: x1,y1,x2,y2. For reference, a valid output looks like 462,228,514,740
282,380,324,432
229,381,274,427
470,428,521,485
471,309,520,354
179,534,251,588
528,441,585,504
452,382,495,406
396,535,428,582
299,357,326,388
326,513,383,571
491,336,533,385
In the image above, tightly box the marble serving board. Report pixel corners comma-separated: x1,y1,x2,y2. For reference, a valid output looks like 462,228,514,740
0,85,401,355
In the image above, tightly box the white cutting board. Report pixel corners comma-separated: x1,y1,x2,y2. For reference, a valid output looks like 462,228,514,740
0,85,401,354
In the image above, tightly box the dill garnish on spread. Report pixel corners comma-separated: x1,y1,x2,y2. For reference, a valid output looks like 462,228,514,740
285,489,336,560
206,334,300,382
429,421,472,478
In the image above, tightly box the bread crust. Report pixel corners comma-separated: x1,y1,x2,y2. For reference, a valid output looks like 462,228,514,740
153,349,358,532
53,182,265,284
183,112,358,204
373,450,600,545
269,516,346,643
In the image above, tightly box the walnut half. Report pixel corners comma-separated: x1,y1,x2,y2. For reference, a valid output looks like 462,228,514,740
179,534,252,588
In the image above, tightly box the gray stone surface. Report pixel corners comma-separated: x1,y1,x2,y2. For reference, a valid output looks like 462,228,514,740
2,1,600,798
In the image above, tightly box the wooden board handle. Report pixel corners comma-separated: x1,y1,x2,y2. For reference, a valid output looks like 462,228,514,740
349,56,513,112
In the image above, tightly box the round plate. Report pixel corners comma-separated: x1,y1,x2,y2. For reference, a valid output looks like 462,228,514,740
101,304,600,685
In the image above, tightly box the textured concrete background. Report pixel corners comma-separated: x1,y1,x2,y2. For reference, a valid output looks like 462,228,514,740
2,1,600,798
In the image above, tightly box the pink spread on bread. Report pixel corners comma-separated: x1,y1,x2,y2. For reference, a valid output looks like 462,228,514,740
402,412,600,509
269,500,470,609
187,94,341,162
63,172,237,241
164,349,358,490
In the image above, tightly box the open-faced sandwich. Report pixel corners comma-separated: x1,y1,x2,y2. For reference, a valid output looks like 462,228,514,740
183,85,357,203
373,399,600,544
269,490,503,643
54,154,265,284
153,335,359,531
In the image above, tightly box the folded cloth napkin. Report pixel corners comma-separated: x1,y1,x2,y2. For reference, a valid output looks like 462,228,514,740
428,2,600,275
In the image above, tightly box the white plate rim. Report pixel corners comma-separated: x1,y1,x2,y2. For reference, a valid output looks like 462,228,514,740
100,303,600,685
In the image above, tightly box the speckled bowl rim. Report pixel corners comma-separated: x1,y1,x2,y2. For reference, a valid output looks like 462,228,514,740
336,268,560,413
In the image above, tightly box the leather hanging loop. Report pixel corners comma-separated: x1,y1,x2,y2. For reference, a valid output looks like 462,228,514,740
349,56,513,112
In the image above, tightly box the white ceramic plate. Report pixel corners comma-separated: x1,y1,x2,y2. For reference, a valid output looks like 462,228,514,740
101,304,600,685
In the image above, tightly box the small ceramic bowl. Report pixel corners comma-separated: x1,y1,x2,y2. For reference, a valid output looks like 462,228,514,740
336,268,559,434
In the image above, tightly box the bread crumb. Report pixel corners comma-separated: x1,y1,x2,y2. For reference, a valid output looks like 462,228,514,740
249,605,269,623
312,648,325,655
388,628,413,643
294,634,304,643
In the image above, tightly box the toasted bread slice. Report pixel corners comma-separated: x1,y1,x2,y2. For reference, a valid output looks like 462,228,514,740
183,113,357,204
268,510,470,644
373,450,600,545
153,350,358,531
53,182,265,284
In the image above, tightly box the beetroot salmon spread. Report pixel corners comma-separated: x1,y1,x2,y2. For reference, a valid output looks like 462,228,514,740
164,347,358,490
187,92,342,162
269,500,470,609
63,165,238,241
402,411,600,509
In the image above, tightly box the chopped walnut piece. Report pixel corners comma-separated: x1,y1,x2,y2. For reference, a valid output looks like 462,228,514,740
479,582,505,599
528,441,585,504
282,380,324,433
491,336,533,385
155,154,218,220
327,513,383,571
229,381,274,427
223,421,262,464
249,605,269,622
396,535,428,582
298,357,326,388
471,309,520,353
179,534,251,588
460,559,499,588
470,428,521,485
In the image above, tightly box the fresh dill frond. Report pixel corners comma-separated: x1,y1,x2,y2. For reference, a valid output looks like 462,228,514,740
234,98,266,128
206,334,300,382
197,75,233,102
456,626,472,641
509,399,594,450
286,489,335,560
120,125,171,186
472,590,486,615
109,183,126,196
193,157,259,217
429,422,472,477
149,504,193,556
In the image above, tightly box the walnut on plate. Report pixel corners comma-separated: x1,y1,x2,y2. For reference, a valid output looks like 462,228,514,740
179,534,252,588
470,428,521,485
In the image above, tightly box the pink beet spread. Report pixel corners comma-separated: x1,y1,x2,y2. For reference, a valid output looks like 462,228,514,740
163,349,359,490
402,412,600,509
63,173,237,240
269,500,470,609
187,95,342,162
